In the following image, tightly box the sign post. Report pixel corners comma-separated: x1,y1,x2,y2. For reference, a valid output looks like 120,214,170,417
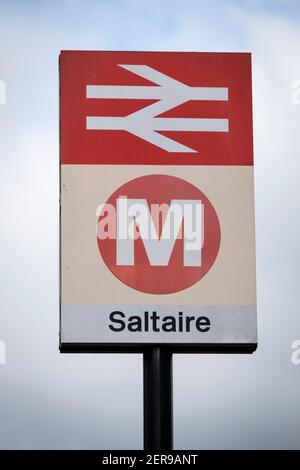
144,347,173,450
59,50,257,449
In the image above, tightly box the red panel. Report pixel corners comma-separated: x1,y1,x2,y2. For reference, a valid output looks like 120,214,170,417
60,51,253,166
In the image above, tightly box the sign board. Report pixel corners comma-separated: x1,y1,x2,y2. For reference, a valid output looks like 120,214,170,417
59,51,257,352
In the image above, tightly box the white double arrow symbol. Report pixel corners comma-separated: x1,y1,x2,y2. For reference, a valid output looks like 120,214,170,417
86,65,228,153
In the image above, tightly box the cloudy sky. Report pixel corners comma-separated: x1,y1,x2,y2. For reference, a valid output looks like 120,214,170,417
0,0,300,449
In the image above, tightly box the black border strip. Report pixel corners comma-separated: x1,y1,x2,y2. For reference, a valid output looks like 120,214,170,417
60,342,257,354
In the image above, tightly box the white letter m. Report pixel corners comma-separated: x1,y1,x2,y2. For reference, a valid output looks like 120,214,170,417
116,198,203,267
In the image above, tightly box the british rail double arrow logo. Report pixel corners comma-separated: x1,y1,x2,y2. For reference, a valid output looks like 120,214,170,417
86,65,229,153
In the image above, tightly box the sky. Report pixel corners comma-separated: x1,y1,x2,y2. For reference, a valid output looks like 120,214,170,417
0,0,300,449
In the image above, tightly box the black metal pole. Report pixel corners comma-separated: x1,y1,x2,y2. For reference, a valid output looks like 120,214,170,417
143,346,173,450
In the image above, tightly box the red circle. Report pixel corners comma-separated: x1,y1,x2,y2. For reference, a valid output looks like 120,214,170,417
97,174,221,294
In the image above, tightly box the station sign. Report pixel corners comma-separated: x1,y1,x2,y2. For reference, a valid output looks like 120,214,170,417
59,51,257,352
